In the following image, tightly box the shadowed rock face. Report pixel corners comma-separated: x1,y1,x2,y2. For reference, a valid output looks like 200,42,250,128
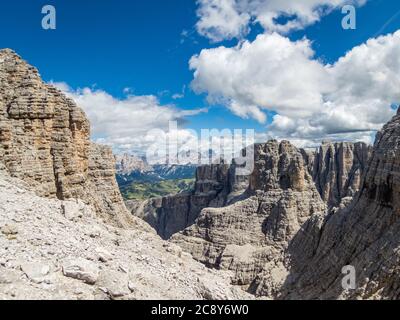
0,49,132,227
304,142,372,208
276,110,400,300
127,162,249,239
171,140,326,293
129,140,370,240
168,128,398,299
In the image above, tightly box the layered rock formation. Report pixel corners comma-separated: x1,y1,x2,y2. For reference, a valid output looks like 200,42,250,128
0,49,131,227
273,110,400,300
130,140,370,239
305,142,371,208
171,141,327,293
127,162,248,239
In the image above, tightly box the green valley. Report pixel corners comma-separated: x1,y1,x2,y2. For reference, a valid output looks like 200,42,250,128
119,178,195,201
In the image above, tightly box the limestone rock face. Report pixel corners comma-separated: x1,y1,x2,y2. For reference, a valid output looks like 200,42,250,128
0,49,131,227
128,162,249,239
127,138,373,296
171,140,326,291
87,144,135,227
0,49,89,199
249,141,313,193
135,140,370,241
276,111,400,300
307,142,371,208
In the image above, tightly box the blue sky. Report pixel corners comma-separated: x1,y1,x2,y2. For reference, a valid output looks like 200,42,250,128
1,0,400,152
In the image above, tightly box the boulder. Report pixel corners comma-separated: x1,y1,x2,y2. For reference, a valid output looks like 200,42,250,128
62,258,99,285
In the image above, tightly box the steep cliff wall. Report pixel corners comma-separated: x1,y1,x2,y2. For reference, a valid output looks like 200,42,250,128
0,49,131,228
274,109,400,300
129,140,370,239
127,162,249,239
171,141,326,293
306,142,371,208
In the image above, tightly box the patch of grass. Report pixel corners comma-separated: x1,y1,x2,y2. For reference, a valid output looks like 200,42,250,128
120,178,195,201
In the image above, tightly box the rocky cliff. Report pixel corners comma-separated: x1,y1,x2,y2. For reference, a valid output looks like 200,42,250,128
130,140,369,241
0,49,131,227
0,49,251,300
273,109,400,300
115,154,151,175
171,141,327,293
162,128,400,300
127,162,248,239
305,142,371,208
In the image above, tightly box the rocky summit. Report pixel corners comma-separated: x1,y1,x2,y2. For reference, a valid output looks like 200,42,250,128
305,141,372,208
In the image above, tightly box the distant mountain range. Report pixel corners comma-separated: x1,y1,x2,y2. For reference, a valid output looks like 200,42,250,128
115,154,197,200
115,154,197,181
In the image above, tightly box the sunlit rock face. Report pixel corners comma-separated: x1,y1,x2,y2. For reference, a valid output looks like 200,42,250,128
0,49,132,227
306,141,371,208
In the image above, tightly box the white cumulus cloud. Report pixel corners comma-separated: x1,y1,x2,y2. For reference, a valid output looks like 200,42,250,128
190,30,400,146
196,0,367,42
53,83,207,155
